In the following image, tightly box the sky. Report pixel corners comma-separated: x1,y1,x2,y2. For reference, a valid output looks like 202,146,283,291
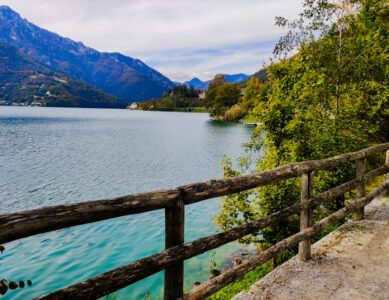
2,0,303,82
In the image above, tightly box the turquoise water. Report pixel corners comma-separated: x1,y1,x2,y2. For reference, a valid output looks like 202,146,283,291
0,107,254,299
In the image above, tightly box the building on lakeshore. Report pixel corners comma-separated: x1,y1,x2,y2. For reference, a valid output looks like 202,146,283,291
198,92,206,100
127,102,138,110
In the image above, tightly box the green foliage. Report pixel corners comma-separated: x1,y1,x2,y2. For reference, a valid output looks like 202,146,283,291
214,0,388,258
215,156,302,251
214,157,259,244
191,107,210,113
209,251,217,273
237,68,268,89
240,77,270,121
206,262,273,299
206,83,241,118
207,74,228,91
312,222,342,243
223,105,244,121
170,84,199,98
105,292,117,299
138,85,206,112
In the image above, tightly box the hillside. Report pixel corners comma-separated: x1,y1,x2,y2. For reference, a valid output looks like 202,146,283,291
183,73,250,90
237,68,268,88
0,5,175,102
0,43,126,108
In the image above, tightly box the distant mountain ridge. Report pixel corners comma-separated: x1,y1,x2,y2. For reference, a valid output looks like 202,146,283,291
0,43,126,107
0,5,175,102
237,68,268,88
182,73,250,90
184,77,208,90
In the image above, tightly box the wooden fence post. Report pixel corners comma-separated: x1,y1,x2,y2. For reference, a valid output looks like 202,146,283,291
164,197,185,300
299,171,314,261
385,150,389,196
354,158,366,221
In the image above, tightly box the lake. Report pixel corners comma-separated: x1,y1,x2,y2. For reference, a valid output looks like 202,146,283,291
0,107,254,299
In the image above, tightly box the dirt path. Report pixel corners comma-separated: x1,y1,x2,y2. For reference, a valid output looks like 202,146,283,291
233,196,389,300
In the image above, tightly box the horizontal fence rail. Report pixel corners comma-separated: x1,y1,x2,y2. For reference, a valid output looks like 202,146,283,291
34,166,389,300
185,180,389,299
0,142,388,300
2,142,389,245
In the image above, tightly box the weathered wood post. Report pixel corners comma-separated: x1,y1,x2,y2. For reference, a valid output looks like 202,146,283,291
385,150,389,195
354,158,366,221
299,171,314,261
164,197,185,300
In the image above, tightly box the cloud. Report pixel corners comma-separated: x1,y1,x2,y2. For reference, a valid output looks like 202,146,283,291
2,0,303,81
138,40,275,81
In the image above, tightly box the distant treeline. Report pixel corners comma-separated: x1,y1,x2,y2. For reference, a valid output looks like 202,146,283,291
138,84,207,111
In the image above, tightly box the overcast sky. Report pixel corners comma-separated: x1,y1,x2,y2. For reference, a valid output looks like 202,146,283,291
2,0,303,82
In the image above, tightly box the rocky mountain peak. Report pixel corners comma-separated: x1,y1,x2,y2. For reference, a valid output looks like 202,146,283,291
0,6,175,102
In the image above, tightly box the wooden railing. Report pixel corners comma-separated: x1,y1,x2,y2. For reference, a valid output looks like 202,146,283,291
1,143,389,300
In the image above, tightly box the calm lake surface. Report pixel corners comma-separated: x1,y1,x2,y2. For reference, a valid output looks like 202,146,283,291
0,107,254,299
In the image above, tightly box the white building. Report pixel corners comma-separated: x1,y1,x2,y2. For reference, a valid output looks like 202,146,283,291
198,92,206,100
128,102,138,110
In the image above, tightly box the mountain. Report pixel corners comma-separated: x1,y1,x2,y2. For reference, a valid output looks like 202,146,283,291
224,73,250,83
183,77,208,90
183,73,250,90
237,68,268,88
0,5,175,102
0,43,126,108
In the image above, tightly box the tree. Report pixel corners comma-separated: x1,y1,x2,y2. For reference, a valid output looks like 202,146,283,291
240,77,268,114
214,0,389,261
172,84,188,97
206,83,241,117
207,74,227,91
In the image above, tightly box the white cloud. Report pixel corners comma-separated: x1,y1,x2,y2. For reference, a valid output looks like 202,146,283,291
2,0,303,81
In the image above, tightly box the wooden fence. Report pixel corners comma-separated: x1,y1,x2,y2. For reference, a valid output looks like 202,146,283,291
1,143,389,300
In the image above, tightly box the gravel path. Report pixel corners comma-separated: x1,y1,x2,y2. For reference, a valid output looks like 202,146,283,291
233,196,389,300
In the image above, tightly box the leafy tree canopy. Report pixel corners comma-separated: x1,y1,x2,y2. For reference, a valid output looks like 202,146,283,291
214,0,389,261
206,74,241,118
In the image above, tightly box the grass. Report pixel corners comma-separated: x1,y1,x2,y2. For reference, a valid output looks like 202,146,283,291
312,222,342,243
202,221,343,299
147,107,210,113
206,262,273,299
191,107,210,113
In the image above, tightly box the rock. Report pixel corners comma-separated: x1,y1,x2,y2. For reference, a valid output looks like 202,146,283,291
210,269,221,279
234,257,243,268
